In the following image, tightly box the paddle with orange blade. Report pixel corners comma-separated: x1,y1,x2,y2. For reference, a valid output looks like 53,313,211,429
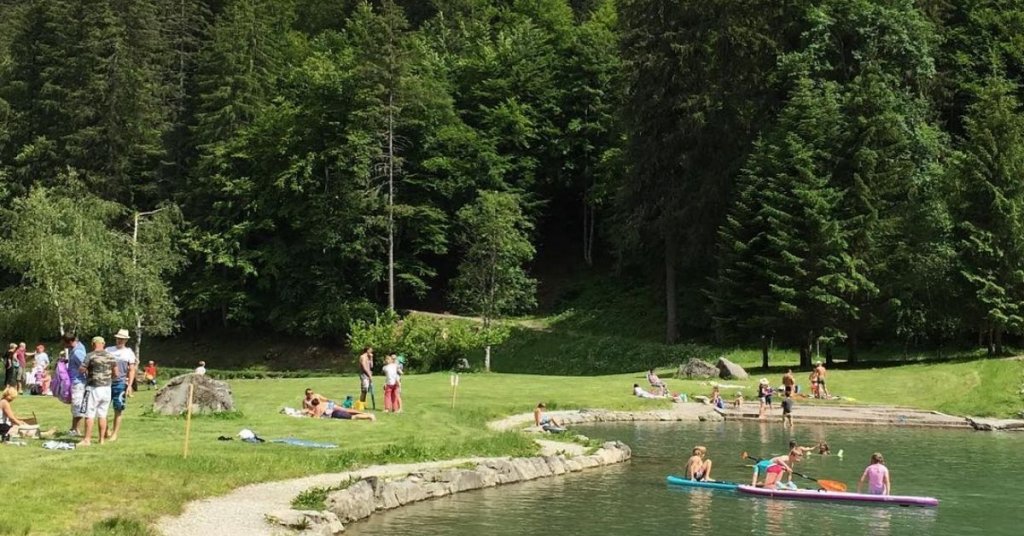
741,451,847,492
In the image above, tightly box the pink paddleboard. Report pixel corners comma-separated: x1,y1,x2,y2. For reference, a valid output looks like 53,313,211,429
737,485,939,507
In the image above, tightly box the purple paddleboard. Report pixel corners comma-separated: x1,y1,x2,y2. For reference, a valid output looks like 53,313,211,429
737,485,938,507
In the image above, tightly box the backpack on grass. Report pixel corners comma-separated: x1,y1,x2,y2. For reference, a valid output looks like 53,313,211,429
52,360,72,404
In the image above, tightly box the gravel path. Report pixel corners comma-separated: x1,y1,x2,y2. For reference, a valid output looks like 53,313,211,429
157,457,493,536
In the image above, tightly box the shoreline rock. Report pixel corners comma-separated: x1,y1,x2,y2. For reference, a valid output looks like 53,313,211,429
966,417,1024,431
267,442,632,534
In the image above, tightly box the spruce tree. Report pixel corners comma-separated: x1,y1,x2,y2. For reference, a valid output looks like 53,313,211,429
951,76,1024,354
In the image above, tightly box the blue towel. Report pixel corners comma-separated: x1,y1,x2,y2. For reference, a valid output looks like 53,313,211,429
269,437,338,449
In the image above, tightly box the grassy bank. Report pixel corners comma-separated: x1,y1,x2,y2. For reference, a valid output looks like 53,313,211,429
0,371,664,535
2,358,1022,534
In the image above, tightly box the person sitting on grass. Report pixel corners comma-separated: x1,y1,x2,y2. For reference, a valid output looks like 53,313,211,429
685,446,714,482
302,388,329,415
533,403,564,431
1,386,39,441
647,368,668,396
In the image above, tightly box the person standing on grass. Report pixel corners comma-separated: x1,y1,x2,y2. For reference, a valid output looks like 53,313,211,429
382,353,402,413
809,368,819,398
79,337,117,447
28,344,49,370
814,361,830,399
857,452,891,495
358,346,374,405
64,334,88,435
14,342,27,393
782,369,795,397
143,361,158,389
3,344,14,388
105,329,137,442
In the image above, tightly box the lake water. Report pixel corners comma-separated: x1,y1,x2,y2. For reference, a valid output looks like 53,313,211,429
345,421,1024,535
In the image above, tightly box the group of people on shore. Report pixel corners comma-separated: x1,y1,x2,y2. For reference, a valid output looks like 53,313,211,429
292,346,405,422
683,441,890,495
755,362,832,424
1,330,150,447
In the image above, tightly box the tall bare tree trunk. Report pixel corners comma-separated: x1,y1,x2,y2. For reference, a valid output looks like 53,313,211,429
761,335,769,370
582,196,594,266
387,92,395,312
665,232,678,344
847,330,859,364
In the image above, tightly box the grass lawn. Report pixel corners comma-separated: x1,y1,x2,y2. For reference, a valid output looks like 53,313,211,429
0,371,667,536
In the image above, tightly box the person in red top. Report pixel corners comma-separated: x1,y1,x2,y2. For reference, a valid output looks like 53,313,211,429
143,361,158,390
14,342,27,394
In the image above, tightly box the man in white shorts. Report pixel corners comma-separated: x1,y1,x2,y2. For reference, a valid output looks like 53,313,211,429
63,334,88,435
79,336,117,447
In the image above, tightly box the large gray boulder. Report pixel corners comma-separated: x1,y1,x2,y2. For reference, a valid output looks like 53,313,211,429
716,357,749,380
678,358,720,379
153,373,234,415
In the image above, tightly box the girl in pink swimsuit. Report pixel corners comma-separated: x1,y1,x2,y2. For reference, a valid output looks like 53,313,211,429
857,452,891,495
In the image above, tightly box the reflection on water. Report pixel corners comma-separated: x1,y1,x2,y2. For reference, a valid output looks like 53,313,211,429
345,422,1018,536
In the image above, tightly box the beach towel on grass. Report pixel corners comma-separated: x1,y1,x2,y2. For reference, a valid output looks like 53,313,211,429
269,437,338,449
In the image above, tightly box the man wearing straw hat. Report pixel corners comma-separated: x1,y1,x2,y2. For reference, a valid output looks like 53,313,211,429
105,329,137,442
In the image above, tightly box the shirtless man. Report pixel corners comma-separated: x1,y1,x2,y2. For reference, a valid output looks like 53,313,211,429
303,388,328,415
781,369,795,396
814,362,830,398
358,346,374,404
686,446,713,482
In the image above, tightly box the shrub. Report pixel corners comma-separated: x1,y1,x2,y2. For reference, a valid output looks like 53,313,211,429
347,312,509,371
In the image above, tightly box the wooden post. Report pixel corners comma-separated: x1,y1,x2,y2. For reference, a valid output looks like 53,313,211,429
183,382,195,458
450,373,459,409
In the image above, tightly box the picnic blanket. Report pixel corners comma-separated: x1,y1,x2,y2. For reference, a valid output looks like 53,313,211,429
269,437,338,449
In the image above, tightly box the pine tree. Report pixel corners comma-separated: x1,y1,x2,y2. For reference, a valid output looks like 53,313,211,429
951,76,1024,354
712,78,866,367
2,0,169,205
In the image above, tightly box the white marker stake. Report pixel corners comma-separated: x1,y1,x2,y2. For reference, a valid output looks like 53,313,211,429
450,373,460,409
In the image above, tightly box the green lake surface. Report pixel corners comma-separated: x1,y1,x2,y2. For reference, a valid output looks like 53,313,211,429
346,421,1024,535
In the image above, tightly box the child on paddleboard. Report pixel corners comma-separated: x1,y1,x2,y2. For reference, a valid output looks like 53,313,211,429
857,452,890,495
752,452,798,489
685,446,714,481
